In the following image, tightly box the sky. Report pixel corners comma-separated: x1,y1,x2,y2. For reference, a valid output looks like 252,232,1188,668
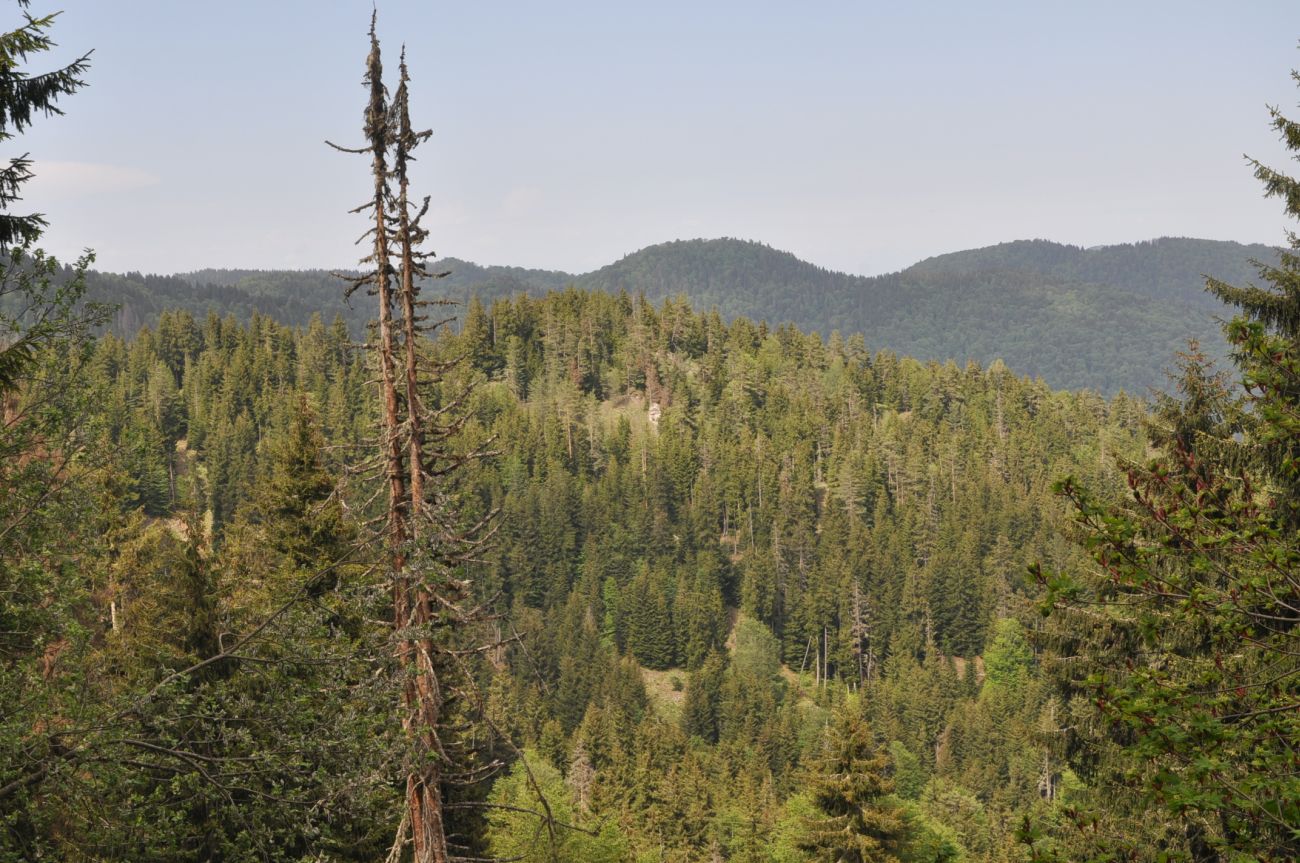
16,1,1300,277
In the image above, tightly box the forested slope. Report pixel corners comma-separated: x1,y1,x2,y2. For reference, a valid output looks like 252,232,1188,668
7,289,1149,859
575,237,1273,394
73,258,572,338
67,236,1274,395
907,236,1274,307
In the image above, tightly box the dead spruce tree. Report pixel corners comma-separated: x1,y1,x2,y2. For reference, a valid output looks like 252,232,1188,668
330,18,499,863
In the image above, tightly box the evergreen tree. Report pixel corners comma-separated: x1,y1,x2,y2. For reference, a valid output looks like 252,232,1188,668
799,700,909,863
1032,68,1300,862
682,649,726,743
0,1,90,252
624,565,676,669
242,395,352,571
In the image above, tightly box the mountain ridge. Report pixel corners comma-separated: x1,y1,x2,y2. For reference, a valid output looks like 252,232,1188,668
74,235,1280,395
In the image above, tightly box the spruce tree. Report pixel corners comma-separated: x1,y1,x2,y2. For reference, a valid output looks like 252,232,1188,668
0,1,89,251
682,649,726,743
799,700,908,863
1032,68,1300,862
1203,98,1300,527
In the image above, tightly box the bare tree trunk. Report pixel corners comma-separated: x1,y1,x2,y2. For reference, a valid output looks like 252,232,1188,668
393,54,450,863
352,20,408,570
337,25,501,862
334,21,445,863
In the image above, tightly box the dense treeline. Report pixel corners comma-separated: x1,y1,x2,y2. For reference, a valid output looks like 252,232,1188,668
3,286,1152,860
48,236,1273,396
59,260,571,343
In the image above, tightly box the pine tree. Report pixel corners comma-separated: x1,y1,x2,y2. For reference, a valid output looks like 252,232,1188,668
682,649,726,743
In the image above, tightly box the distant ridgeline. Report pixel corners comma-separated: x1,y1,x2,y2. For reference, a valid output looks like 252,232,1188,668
74,236,1276,394
73,261,572,340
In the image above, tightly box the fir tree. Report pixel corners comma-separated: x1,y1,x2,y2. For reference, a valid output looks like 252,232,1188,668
682,649,726,743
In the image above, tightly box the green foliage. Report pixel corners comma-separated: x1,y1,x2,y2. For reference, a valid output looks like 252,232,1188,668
1,210,391,862
1030,69,1300,862
896,801,963,863
731,615,781,682
624,565,677,669
773,793,822,863
798,700,908,862
889,740,928,801
682,650,726,743
485,751,625,863
980,618,1032,693
2,277,1149,859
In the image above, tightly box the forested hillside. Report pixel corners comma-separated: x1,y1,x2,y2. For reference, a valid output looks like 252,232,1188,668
68,236,1273,396
7,4,1300,860
907,237,1275,308
3,289,1150,859
575,237,1271,394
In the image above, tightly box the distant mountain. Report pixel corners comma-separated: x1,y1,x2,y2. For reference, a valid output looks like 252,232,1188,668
906,237,1276,308
184,259,571,303
83,260,572,339
569,237,1274,393
574,239,850,323
81,269,359,337
75,236,1278,395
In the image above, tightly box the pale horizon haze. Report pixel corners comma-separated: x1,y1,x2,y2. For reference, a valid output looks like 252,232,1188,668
16,1,1300,277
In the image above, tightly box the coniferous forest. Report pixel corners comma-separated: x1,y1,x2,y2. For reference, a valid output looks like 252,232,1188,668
61,235,1276,398
2,5,1300,863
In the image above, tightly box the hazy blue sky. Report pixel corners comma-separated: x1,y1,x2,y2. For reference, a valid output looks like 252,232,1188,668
17,1,1300,276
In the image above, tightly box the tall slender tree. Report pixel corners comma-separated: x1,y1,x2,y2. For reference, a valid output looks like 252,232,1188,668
332,20,498,863
330,16,442,859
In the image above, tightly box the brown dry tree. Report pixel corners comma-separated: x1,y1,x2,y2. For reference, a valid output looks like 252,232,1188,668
330,17,501,863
